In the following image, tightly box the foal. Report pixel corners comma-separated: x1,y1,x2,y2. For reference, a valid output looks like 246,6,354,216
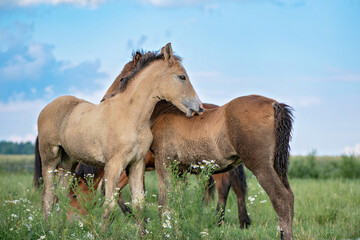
150,97,294,239
37,43,203,225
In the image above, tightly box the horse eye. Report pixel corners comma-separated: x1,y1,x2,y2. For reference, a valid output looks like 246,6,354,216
178,75,186,81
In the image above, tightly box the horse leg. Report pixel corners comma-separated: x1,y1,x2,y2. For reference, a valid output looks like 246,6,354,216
214,173,231,226
57,155,77,190
280,175,295,221
250,164,293,240
116,172,132,215
155,160,170,215
127,159,146,236
102,158,126,229
40,145,61,221
231,165,251,228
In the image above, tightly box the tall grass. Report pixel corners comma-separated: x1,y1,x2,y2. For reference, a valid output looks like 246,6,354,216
1,157,360,239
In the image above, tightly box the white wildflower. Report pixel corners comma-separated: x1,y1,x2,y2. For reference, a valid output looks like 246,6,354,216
79,221,83,228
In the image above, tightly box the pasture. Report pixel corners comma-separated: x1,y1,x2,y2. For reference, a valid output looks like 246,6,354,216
0,154,359,239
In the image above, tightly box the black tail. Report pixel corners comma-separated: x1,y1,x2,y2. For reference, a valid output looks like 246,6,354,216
33,136,43,188
205,176,216,202
229,163,247,195
273,103,294,178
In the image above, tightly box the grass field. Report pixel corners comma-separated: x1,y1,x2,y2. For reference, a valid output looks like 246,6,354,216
1,155,359,239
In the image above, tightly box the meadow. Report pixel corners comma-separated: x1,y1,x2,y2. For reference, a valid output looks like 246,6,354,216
0,154,359,239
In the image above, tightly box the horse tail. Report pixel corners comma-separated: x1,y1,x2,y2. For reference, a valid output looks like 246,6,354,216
204,176,216,203
273,102,294,178
33,136,43,188
229,163,247,195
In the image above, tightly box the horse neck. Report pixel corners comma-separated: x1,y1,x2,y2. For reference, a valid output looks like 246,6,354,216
110,64,163,126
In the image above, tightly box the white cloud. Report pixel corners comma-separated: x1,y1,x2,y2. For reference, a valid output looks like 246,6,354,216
0,43,51,80
8,133,37,143
344,143,360,156
0,99,47,142
0,0,105,7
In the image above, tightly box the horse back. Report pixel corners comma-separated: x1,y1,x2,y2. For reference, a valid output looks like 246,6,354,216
37,96,86,149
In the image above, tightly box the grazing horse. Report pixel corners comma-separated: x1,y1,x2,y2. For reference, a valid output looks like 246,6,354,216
37,43,203,225
149,97,294,239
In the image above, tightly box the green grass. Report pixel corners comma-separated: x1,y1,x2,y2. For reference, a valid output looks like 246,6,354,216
1,155,360,239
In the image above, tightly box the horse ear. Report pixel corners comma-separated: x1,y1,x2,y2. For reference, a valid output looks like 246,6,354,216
161,43,173,62
134,51,142,64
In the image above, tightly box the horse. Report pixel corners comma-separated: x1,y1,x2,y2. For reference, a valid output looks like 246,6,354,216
37,43,203,227
149,97,294,239
33,50,251,228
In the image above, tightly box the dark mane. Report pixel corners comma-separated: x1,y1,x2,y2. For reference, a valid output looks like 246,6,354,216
119,50,181,92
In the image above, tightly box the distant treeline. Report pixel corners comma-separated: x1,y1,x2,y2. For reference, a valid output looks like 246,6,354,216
0,141,34,154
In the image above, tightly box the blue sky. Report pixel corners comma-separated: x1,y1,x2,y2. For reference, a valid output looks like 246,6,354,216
0,0,359,155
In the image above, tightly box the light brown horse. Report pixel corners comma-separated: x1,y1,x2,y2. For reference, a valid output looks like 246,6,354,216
149,97,294,239
37,43,203,225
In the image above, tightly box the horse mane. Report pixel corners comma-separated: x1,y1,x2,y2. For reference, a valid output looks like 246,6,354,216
75,163,102,183
119,50,181,93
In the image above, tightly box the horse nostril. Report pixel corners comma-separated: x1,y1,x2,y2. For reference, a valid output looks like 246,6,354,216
72,194,77,199
199,107,204,113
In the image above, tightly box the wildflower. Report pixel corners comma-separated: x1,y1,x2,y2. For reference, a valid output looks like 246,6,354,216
202,160,209,165
28,216,33,221
40,235,46,239
192,164,199,169
79,221,83,228
114,192,119,196
162,223,167,228
200,230,209,236
11,214,17,218
200,165,205,169
165,233,170,238
167,157,171,160
165,219,171,228
260,200,267,203
53,169,59,173
115,187,120,191
10,228,13,231
48,170,53,173
86,232,94,240
124,202,130,205
210,160,215,163
26,208,30,212
145,229,149,234
152,194,157,197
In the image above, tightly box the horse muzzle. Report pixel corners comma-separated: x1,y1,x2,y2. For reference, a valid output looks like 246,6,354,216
183,98,204,117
